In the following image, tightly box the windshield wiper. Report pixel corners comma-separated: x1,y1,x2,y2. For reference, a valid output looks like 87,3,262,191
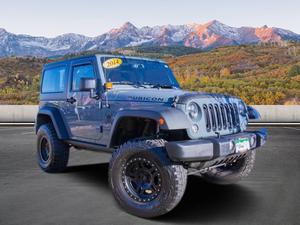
111,81,147,88
112,81,135,85
138,82,177,89
150,84,178,89
135,82,148,88
111,81,176,89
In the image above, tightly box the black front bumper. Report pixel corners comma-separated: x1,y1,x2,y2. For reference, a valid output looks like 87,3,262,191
166,129,267,162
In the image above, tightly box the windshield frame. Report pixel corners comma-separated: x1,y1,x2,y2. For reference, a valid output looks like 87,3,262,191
97,55,181,89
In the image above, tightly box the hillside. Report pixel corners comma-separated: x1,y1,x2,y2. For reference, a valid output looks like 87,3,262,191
0,44,300,105
0,57,48,104
62,45,202,59
167,43,300,105
119,45,202,57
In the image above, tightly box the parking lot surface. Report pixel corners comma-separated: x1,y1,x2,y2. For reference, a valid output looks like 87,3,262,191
0,126,299,225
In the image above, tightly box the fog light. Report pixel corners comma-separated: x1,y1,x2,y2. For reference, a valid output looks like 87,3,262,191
250,135,256,147
191,124,199,133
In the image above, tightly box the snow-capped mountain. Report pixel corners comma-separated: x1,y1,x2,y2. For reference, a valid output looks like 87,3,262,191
1,20,300,57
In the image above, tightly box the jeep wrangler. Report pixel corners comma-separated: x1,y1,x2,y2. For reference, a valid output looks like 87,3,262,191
35,55,267,218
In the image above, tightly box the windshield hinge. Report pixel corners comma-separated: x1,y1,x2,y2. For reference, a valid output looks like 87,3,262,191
172,96,179,107
101,92,110,108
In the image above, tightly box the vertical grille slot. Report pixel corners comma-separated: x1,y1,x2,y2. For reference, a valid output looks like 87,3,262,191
209,104,217,131
220,104,227,129
203,104,211,131
224,104,233,129
214,104,222,130
229,104,236,127
233,103,240,126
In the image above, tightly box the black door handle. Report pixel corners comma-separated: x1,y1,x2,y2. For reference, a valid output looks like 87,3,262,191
66,97,76,104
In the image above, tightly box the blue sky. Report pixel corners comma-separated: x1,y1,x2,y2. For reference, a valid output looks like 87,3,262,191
1,0,299,37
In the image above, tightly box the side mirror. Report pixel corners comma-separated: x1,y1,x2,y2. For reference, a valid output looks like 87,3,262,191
79,78,96,91
79,78,99,99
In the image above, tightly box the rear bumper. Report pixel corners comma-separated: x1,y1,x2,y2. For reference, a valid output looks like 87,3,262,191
166,129,267,162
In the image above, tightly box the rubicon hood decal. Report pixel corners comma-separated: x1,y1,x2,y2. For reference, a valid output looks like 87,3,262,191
106,89,189,103
129,96,165,102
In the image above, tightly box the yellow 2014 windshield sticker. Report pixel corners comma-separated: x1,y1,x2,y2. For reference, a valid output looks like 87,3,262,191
103,58,123,69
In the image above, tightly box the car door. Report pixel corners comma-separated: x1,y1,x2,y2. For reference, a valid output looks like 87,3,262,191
64,58,103,142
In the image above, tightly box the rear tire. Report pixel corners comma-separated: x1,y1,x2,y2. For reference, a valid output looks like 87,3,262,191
199,150,256,185
109,139,187,218
37,123,69,173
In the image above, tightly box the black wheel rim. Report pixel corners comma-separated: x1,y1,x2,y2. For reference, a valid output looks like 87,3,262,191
40,137,50,163
121,157,162,203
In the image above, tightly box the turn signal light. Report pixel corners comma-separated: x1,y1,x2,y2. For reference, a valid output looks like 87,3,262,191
105,82,113,90
159,118,165,126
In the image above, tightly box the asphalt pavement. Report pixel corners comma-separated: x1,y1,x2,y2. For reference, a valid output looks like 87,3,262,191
0,126,299,225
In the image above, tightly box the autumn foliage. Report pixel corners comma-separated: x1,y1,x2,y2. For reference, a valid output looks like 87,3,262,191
167,43,300,105
0,43,300,105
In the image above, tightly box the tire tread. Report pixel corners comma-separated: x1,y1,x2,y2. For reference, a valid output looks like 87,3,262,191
109,139,187,218
37,123,69,173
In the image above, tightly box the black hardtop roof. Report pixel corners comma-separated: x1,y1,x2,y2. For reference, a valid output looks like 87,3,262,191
44,54,165,69
44,55,97,68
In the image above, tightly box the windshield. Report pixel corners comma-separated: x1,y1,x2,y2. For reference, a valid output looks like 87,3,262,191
100,57,180,88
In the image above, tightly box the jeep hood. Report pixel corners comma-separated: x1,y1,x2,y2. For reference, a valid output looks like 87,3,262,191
105,88,239,104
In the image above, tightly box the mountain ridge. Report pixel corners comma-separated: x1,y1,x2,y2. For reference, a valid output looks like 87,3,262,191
1,20,300,57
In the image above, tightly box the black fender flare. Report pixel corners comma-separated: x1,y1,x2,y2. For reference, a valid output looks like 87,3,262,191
35,107,69,140
247,106,261,120
107,106,191,147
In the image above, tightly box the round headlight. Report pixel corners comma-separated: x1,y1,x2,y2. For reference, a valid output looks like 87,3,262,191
187,102,199,120
238,101,247,115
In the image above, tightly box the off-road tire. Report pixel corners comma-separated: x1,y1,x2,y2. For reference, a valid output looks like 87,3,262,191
199,150,256,185
37,123,69,173
109,139,187,218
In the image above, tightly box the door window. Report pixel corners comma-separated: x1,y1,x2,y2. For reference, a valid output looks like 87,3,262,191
72,64,95,91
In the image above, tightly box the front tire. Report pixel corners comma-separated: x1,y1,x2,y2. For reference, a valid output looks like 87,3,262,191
109,139,187,218
37,124,69,173
199,150,256,185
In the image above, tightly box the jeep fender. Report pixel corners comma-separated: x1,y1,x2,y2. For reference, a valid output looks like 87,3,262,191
247,106,261,120
108,106,191,147
35,107,69,140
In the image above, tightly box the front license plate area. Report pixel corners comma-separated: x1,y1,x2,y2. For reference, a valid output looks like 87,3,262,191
235,138,250,153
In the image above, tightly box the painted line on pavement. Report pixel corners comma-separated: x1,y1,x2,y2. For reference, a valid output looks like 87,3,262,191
283,127,300,131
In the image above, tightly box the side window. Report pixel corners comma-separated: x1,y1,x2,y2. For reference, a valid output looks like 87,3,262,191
42,66,66,93
72,64,95,91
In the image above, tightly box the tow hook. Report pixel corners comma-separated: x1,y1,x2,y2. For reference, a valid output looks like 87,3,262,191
188,163,227,175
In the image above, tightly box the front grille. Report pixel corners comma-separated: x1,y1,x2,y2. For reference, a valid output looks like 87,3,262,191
203,103,240,132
